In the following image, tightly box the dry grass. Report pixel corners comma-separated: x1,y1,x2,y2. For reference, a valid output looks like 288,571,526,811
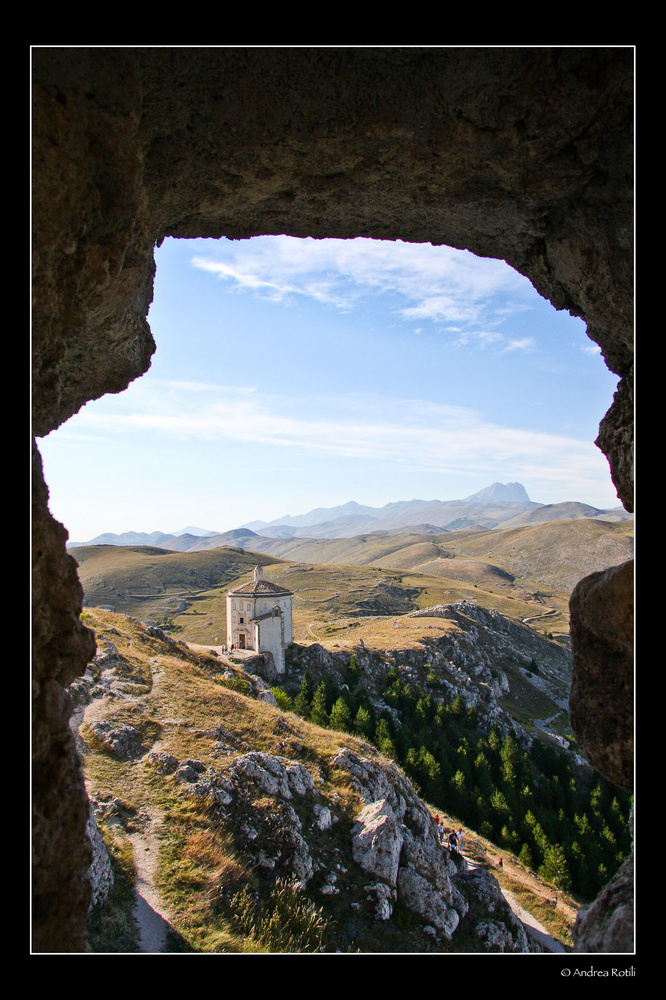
78,608,380,951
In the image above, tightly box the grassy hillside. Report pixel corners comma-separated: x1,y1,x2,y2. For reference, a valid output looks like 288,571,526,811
76,609,385,952
70,514,633,650
440,519,633,592
72,545,572,650
222,517,632,595
70,545,284,624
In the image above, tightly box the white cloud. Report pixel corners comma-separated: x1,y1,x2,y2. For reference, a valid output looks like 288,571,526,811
501,337,536,353
69,379,611,499
190,236,535,344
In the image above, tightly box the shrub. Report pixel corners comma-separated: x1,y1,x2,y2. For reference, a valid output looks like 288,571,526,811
271,686,293,712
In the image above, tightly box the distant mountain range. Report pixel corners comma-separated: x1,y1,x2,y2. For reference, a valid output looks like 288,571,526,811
68,482,632,550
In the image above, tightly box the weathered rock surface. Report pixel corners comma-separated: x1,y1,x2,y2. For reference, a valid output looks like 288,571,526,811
32,47,634,951
569,559,634,792
573,847,634,952
86,809,115,910
352,799,405,888
88,720,144,759
453,868,535,953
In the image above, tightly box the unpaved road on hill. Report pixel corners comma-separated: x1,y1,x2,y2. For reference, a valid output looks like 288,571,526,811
501,889,567,952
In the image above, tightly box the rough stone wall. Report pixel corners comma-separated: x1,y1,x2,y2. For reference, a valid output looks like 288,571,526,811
87,811,115,909
32,46,634,951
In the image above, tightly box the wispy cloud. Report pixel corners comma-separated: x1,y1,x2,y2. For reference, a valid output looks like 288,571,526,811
69,379,611,499
190,236,535,347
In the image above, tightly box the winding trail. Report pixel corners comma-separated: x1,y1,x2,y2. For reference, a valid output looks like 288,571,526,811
501,889,567,953
462,848,569,953
129,820,174,952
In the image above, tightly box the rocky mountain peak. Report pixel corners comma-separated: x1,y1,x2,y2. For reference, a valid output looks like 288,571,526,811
464,482,531,504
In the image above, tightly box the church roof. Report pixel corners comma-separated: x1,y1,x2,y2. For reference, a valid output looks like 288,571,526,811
227,578,293,597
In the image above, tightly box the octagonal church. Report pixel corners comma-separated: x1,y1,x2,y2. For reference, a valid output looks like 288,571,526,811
226,565,293,673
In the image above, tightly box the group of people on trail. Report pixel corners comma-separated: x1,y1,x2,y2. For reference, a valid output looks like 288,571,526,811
448,829,464,852
434,816,464,853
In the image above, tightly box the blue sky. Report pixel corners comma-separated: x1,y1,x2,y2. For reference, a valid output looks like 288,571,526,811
38,235,623,542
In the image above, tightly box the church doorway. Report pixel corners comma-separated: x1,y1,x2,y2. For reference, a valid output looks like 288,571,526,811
238,633,246,649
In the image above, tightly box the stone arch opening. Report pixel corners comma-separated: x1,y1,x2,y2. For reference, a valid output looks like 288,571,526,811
32,46,634,952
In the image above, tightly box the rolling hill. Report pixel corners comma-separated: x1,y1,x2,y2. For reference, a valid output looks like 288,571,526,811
69,508,632,653
204,517,633,595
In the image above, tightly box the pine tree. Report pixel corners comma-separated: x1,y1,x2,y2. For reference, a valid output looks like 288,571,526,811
465,705,479,729
450,769,468,813
354,704,374,741
375,718,397,760
310,681,330,728
518,843,534,870
500,825,521,852
345,653,361,689
293,673,313,719
473,750,494,794
539,844,571,892
500,734,520,788
418,747,442,799
448,694,465,719
330,696,353,733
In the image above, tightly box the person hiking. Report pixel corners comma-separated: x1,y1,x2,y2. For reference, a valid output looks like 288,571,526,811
448,831,458,852
457,829,464,852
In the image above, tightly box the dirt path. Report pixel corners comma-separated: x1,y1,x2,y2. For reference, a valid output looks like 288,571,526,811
501,888,567,952
521,607,557,624
128,815,174,952
462,843,574,953
72,647,179,953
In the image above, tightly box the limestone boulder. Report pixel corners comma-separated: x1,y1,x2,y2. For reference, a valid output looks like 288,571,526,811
351,799,404,886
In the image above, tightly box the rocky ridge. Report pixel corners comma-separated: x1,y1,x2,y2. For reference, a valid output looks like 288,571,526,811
282,601,573,749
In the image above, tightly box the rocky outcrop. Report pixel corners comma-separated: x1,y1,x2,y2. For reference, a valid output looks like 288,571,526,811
32,48,634,951
86,810,115,909
337,747,469,939
32,443,96,952
145,741,537,951
287,601,571,742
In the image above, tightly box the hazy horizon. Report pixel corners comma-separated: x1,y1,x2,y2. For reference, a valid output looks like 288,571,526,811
69,480,630,544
